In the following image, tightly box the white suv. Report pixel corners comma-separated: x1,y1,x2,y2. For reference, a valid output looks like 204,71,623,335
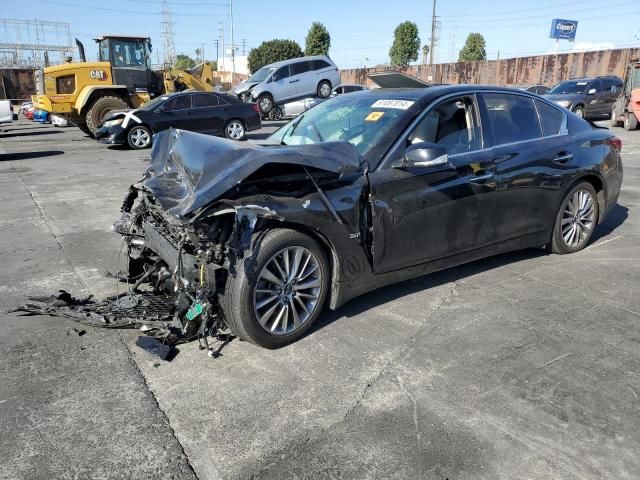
232,56,340,114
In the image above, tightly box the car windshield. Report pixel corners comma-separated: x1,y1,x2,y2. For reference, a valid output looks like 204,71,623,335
270,95,411,155
139,95,171,111
549,81,589,94
248,67,276,83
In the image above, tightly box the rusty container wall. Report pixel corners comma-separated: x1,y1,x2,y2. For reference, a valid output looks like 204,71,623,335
341,47,640,87
0,68,37,100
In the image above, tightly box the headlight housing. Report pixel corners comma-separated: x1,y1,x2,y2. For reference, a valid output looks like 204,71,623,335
555,100,572,108
102,117,124,128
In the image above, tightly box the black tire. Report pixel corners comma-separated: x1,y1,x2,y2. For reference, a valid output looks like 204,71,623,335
624,112,638,131
268,107,283,121
549,181,599,254
126,125,152,149
219,228,330,349
256,94,274,114
610,106,623,128
317,80,332,98
572,105,585,118
85,95,129,134
77,123,93,137
224,119,246,140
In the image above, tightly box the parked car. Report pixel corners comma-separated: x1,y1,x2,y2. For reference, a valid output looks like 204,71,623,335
20,101,33,116
544,76,623,118
268,84,368,121
0,100,16,124
95,91,261,149
33,109,50,123
51,114,69,127
115,85,622,348
24,106,36,120
519,84,550,95
232,56,340,114
330,84,367,96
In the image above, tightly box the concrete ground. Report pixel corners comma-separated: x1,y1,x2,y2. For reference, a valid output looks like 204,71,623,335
0,118,638,480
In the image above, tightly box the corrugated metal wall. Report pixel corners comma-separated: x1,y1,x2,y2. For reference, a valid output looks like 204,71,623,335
0,68,36,100
341,48,640,87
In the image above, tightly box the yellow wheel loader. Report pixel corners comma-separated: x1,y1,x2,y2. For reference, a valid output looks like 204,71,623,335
32,35,216,136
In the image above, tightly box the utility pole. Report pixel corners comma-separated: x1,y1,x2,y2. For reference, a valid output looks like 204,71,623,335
214,39,219,63
201,43,205,63
429,0,437,65
219,20,224,71
241,38,247,56
229,0,235,75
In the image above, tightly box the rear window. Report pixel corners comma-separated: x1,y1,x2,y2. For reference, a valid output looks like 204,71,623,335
193,94,219,107
535,100,564,136
312,59,331,70
483,93,542,145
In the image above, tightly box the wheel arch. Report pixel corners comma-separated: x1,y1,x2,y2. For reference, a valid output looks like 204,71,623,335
570,173,606,223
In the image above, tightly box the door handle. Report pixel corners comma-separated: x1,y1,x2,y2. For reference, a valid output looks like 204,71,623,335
289,79,299,83
553,152,573,163
469,172,494,183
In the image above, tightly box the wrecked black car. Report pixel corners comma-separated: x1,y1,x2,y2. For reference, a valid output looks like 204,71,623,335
114,86,623,348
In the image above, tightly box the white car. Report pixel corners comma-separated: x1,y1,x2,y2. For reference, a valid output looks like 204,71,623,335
51,115,69,127
0,100,16,124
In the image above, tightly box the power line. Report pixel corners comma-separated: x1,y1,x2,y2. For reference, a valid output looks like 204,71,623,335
31,0,226,16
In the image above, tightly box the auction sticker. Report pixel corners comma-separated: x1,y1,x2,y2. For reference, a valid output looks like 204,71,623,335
365,111,384,122
371,99,414,109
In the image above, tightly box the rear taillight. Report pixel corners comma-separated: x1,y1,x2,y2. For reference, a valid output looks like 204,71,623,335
607,136,622,152
251,103,260,113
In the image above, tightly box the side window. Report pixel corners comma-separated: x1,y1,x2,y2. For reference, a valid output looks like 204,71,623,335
193,94,220,108
535,100,565,136
589,80,602,93
292,61,311,75
272,66,290,81
312,59,330,70
483,93,541,145
162,95,191,111
407,96,480,156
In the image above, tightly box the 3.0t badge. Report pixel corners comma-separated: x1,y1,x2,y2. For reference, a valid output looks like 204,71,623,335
90,70,108,81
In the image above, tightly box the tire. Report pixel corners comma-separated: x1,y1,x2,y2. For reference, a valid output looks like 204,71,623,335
256,94,273,114
549,181,599,254
572,105,585,118
317,80,332,98
85,95,129,134
127,125,152,149
77,123,93,137
610,106,623,128
624,112,638,131
224,119,246,140
268,107,283,121
219,228,330,348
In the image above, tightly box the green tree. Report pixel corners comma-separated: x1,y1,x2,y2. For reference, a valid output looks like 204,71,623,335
175,54,196,70
247,39,303,73
389,21,420,66
458,33,487,62
305,22,331,56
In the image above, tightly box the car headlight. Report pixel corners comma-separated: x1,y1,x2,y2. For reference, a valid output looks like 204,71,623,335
555,100,572,108
102,117,124,128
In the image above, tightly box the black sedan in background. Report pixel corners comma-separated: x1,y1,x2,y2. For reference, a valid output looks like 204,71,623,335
95,91,261,149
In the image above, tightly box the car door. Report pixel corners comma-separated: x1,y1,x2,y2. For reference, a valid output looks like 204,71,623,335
190,93,225,135
153,94,192,131
585,80,606,116
480,92,568,241
368,93,498,274
290,60,314,97
269,65,294,103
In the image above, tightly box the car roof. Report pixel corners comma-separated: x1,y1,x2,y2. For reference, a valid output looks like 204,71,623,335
262,55,332,69
349,84,547,102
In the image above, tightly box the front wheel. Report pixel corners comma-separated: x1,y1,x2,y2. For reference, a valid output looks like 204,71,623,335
256,94,273,114
572,105,585,118
549,182,598,254
317,80,332,98
224,119,246,140
220,229,330,348
127,125,152,149
610,106,623,128
85,95,129,134
624,112,638,131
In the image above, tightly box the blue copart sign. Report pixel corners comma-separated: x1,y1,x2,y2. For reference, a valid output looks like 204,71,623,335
550,19,578,40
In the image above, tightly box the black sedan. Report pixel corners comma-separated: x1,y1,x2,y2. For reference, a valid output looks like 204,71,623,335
95,91,261,149
114,86,623,348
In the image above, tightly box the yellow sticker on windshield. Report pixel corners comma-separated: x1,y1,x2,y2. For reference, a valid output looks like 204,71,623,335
365,111,384,122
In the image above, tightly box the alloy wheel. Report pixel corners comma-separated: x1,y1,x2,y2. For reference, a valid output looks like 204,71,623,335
319,83,331,98
561,189,595,248
253,246,322,336
259,96,272,112
226,121,245,140
130,127,150,148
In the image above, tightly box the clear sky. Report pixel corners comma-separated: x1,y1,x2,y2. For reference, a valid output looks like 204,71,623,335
2,0,640,69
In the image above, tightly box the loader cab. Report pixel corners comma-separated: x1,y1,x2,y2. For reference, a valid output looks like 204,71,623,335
623,62,640,96
95,35,158,95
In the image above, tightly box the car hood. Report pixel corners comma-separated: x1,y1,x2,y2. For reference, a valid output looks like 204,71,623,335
231,81,260,94
140,129,365,221
544,93,583,103
103,109,135,121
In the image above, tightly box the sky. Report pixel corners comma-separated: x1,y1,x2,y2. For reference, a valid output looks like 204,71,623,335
2,0,640,69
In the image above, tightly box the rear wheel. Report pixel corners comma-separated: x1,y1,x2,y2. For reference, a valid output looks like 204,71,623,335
549,182,598,254
85,95,129,134
127,125,152,149
572,105,585,118
268,107,283,121
224,119,246,140
220,229,329,348
317,80,332,98
624,112,638,131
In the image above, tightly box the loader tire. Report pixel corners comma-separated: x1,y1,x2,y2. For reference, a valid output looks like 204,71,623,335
85,95,129,134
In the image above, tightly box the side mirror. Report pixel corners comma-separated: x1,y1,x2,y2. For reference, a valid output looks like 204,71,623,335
587,88,597,95
395,142,449,168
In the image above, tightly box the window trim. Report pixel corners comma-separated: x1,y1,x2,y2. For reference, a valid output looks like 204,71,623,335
533,97,569,139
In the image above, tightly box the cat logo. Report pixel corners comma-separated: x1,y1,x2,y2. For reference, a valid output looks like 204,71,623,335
89,70,109,81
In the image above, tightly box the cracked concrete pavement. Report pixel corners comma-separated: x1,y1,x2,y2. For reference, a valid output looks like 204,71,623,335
0,119,639,479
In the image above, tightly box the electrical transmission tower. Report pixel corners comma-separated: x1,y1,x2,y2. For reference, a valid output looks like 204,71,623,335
161,0,176,66
0,19,72,68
